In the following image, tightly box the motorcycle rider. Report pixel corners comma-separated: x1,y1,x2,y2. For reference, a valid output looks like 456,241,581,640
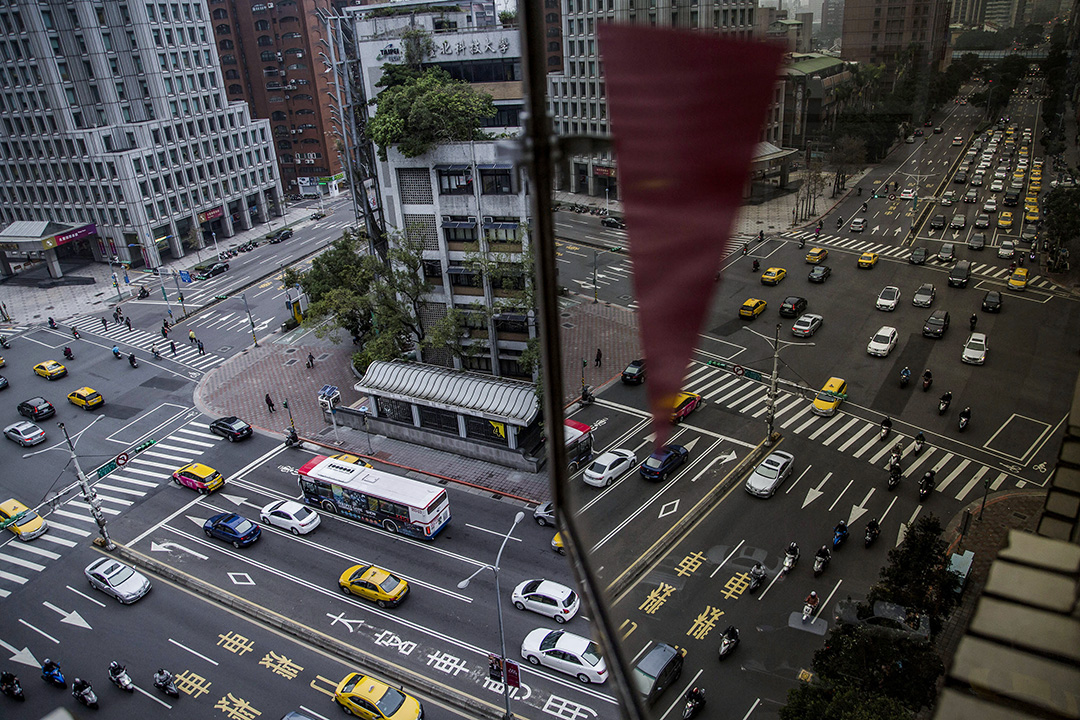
63,346,74,359
72,677,91,696
109,662,126,683
152,344,161,359
786,541,799,559
815,545,831,564
861,201,868,212
112,345,121,358
0,671,17,691
42,658,60,675
940,390,953,409
921,470,936,489
970,313,978,331
805,590,819,611
48,316,57,328
721,625,739,643
880,416,893,434
154,668,173,687
959,406,972,424
922,368,933,387
866,518,880,536
752,259,760,272
836,216,844,229
834,519,848,541
749,562,766,586
686,686,706,706
128,353,137,367
900,366,911,384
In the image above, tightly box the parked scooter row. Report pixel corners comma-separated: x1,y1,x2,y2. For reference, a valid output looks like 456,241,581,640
10,659,181,709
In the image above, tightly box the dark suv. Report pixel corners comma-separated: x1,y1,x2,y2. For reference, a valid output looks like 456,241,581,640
632,643,684,705
18,396,55,421
923,310,951,338
778,296,808,318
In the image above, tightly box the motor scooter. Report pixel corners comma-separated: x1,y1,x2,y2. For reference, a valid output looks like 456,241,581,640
919,471,936,502
718,626,739,659
40,661,65,688
109,665,134,693
153,670,180,699
71,681,98,709
284,427,302,449
781,546,799,575
0,673,24,700
63,347,74,361
682,688,705,719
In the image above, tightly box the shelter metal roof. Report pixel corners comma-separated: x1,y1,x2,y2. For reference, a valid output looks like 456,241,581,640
356,360,539,426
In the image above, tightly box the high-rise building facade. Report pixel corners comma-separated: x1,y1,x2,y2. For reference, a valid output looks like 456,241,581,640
841,0,951,76
212,0,344,199
821,0,846,37
0,0,281,271
548,0,769,200
346,0,535,378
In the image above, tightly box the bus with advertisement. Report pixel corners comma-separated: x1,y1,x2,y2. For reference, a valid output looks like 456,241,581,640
565,418,594,472
297,455,451,540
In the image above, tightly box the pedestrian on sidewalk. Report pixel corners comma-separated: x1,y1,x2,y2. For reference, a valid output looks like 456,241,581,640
265,393,276,413
170,340,177,355
101,317,108,331
198,340,205,355
306,352,315,368
188,329,196,345
125,316,132,331
595,348,602,367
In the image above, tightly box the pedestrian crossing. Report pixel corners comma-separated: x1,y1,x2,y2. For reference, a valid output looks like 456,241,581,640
784,230,1061,291
66,314,223,373
0,419,221,599
680,361,1014,504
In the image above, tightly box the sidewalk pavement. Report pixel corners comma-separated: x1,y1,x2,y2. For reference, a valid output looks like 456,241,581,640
0,199,338,329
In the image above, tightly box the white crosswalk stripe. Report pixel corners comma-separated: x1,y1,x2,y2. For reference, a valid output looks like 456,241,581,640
681,360,1019,508
0,419,220,599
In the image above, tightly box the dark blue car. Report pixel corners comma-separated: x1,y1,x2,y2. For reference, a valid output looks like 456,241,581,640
639,444,689,481
204,513,261,548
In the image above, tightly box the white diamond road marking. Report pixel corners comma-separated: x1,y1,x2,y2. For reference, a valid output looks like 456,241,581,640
228,573,255,586
658,500,680,518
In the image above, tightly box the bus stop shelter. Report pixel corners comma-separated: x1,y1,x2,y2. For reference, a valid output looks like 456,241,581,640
345,360,547,471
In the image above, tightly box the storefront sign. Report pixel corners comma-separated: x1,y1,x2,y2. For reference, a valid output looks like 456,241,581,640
594,166,617,178
198,206,225,223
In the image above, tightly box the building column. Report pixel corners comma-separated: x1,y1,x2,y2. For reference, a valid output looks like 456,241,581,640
167,219,183,259
221,204,236,237
236,198,253,231
43,248,63,279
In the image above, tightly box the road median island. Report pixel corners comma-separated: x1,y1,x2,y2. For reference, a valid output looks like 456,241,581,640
104,542,503,720
605,434,778,602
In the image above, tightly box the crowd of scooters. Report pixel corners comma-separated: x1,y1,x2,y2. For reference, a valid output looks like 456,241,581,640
1,659,180,709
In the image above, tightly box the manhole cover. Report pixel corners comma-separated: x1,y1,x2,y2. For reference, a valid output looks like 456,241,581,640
284,348,298,355
285,358,299,366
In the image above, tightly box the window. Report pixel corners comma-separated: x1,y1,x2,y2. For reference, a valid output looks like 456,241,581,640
438,166,473,195
257,35,272,46
480,167,513,195
260,50,277,62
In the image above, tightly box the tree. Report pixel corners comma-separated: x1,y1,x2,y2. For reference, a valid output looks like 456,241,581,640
1042,187,1080,251
368,67,496,160
866,515,960,634
828,136,867,196
812,624,944,710
781,684,911,720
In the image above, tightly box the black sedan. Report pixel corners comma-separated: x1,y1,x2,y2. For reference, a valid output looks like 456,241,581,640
268,228,293,244
209,416,253,442
982,291,1003,313
195,262,229,280
640,444,689,481
621,359,646,385
908,248,927,265
601,217,626,229
18,396,55,421
807,265,831,283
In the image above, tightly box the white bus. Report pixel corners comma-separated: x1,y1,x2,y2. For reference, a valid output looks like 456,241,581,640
297,455,451,540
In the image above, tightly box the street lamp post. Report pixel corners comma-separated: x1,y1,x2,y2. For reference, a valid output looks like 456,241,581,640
742,324,814,445
458,511,525,720
211,231,221,259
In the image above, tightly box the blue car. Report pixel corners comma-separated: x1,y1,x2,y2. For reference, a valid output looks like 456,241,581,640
639,444,689,481
203,512,261,548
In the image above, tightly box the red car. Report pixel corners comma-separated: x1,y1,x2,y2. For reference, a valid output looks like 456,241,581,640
670,392,704,423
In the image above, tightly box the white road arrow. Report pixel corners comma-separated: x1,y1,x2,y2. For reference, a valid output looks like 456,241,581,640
802,472,832,509
326,612,365,633
716,450,738,465
848,488,875,525
151,540,208,560
894,226,904,235
219,492,248,507
952,230,960,239
682,436,701,453
896,522,908,547
42,602,91,629
872,225,881,234
0,638,39,667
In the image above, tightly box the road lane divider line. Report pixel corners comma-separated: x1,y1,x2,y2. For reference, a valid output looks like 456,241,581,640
169,637,220,665
827,479,853,512
709,539,745,578
784,465,814,495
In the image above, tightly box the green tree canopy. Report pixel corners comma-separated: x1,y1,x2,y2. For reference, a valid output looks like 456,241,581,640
368,67,496,160
1042,187,1080,249
781,684,911,720
866,515,961,633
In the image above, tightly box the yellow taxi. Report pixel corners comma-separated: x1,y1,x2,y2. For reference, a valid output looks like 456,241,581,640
334,673,423,720
1008,268,1029,290
1025,208,1040,223
760,267,786,285
67,387,104,410
331,453,373,468
1012,170,1026,182
0,498,48,541
552,532,566,554
1029,180,1041,193
33,360,67,380
171,462,225,494
338,564,409,608
998,212,1013,229
805,247,828,264
1025,195,1039,208
858,252,879,268
0,356,5,367
1019,146,1029,157
670,392,704,424
811,377,847,416
739,298,767,319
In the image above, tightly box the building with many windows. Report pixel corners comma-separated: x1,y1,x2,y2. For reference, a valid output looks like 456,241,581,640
346,0,534,378
211,0,344,199
841,0,951,77
0,0,281,276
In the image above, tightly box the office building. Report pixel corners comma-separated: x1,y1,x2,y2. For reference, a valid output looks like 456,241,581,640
841,0,951,76
0,0,281,276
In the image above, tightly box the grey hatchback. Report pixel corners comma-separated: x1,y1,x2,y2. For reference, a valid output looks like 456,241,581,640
632,643,684,705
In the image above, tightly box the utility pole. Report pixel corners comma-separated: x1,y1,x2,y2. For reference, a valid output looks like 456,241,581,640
241,293,258,347
57,422,114,550
742,325,814,446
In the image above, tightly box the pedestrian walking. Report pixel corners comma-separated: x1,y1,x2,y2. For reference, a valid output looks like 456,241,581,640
595,348,602,367
112,309,120,324
125,316,132,331
170,340,177,355
101,317,108,331
160,326,168,339
188,329,196,345
117,307,124,320
198,340,205,355
306,352,315,368
265,393,276,413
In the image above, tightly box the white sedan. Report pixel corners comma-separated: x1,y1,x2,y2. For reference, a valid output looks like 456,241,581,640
259,499,321,535
962,333,988,365
511,579,581,623
521,628,607,684
867,326,899,357
582,449,636,488
876,286,901,311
